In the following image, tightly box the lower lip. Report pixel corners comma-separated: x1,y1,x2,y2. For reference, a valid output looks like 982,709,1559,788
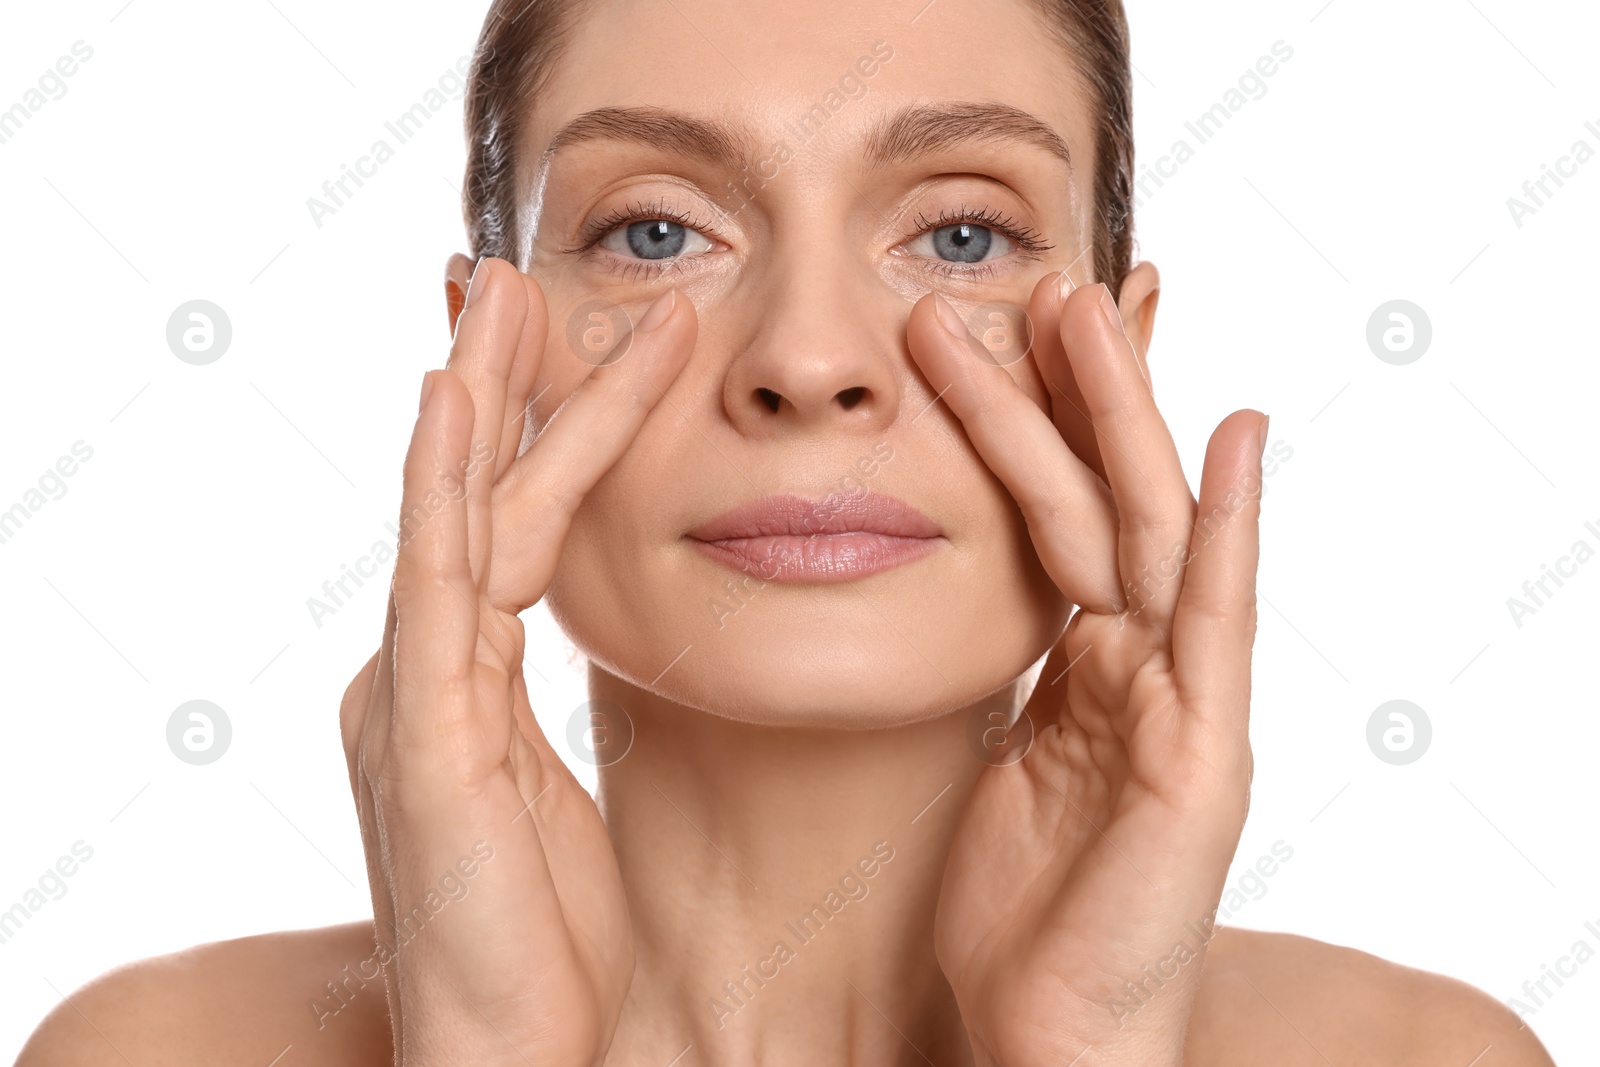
688,532,945,582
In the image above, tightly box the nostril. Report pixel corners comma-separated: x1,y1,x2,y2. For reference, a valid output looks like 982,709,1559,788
756,387,782,414
836,387,866,411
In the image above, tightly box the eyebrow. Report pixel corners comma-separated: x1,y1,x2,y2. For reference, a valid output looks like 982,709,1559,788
864,102,1073,171
544,106,753,171
541,101,1072,173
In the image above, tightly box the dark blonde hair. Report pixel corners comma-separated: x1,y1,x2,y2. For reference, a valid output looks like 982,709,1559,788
460,0,1134,291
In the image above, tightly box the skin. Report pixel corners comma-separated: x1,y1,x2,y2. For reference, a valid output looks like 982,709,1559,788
18,0,1557,1064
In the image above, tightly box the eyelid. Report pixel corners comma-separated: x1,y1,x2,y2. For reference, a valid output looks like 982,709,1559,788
562,196,731,256
888,206,1054,283
563,196,1053,283
904,205,1052,256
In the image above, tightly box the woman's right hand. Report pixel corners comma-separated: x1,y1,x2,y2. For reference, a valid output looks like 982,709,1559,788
338,259,695,1067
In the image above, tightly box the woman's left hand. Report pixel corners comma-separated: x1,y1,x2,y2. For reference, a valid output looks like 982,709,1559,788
907,272,1267,1066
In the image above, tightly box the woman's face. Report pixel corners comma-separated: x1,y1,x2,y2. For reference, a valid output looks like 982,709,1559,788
516,0,1102,727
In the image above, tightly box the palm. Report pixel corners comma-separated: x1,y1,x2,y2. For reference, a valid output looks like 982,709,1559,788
353,582,633,1063
937,610,1237,1060
467,600,634,1059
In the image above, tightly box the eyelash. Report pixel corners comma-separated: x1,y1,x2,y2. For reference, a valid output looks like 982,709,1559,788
906,205,1055,280
561,198,1054,281
562,198,714,282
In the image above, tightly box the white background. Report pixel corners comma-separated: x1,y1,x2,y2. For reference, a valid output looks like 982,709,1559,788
1,0,1596,1060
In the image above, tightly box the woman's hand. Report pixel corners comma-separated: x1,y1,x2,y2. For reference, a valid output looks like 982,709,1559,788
910,272,1265,1066
338,260,694,1067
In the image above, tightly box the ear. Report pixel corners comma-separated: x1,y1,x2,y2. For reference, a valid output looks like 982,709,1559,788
444,252,478,337
1115,260,1160,386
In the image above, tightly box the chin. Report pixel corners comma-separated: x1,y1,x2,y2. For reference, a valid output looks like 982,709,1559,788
546,535,1069,730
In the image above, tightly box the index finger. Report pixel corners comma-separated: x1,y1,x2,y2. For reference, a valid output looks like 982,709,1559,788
905,289,1124,614
485,287,698,614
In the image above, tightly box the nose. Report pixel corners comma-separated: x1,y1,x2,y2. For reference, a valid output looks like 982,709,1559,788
720,264,903,438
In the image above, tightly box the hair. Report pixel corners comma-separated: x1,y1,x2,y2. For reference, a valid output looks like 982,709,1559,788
461,0,1135,292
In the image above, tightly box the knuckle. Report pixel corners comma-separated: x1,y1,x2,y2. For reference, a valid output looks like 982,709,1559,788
392,554,474,611
339,651,381,731
525,477,579,529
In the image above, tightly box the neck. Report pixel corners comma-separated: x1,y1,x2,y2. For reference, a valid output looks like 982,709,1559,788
592,661,1018,1065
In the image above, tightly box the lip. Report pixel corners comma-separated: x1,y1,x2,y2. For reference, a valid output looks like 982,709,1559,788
686,491,945,583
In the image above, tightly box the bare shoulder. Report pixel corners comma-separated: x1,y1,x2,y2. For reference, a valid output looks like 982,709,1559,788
1187,926,1556,1066
16,921,392,1067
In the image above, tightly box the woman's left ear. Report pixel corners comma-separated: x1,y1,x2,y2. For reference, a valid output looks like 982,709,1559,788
443,252,477,337
1115,261,1161,385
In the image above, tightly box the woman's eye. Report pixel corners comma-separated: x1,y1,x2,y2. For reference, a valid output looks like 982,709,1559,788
906,223,1016,264
598,219,715,261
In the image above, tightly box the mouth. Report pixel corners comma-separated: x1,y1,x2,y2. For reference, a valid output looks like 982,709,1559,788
685,491,946,583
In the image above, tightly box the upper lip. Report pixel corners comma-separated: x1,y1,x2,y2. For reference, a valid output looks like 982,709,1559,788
687,492,943,541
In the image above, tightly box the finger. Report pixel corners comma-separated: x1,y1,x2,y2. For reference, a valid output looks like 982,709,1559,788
906,289,1123,614
499,270,549,477
388,368,482,773
339,649,399,971
1171,409,1265,741
361,588,399,783
353,738,401,966
486,287,697,615
444,258,526,585
1056,281,1196,622
339,648,381,798
1023,270,1109,486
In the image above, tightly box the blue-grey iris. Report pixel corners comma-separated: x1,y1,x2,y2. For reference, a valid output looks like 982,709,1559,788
931,223,992,263
627,220,687,259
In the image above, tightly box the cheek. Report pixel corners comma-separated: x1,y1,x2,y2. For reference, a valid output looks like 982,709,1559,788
542,456,667,681
541,398,704,692
541,369,1069,726
964,463,1073,656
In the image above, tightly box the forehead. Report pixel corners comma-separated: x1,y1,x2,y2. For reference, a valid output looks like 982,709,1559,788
519,0,1097,188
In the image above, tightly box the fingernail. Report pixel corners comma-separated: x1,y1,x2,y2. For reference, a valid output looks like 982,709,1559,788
1258,414,1271,459
1097,284,1124,333
933,292,967,339
419,370,435,413
638,288,677,332
464,256,490,309
1057,269,1076,308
